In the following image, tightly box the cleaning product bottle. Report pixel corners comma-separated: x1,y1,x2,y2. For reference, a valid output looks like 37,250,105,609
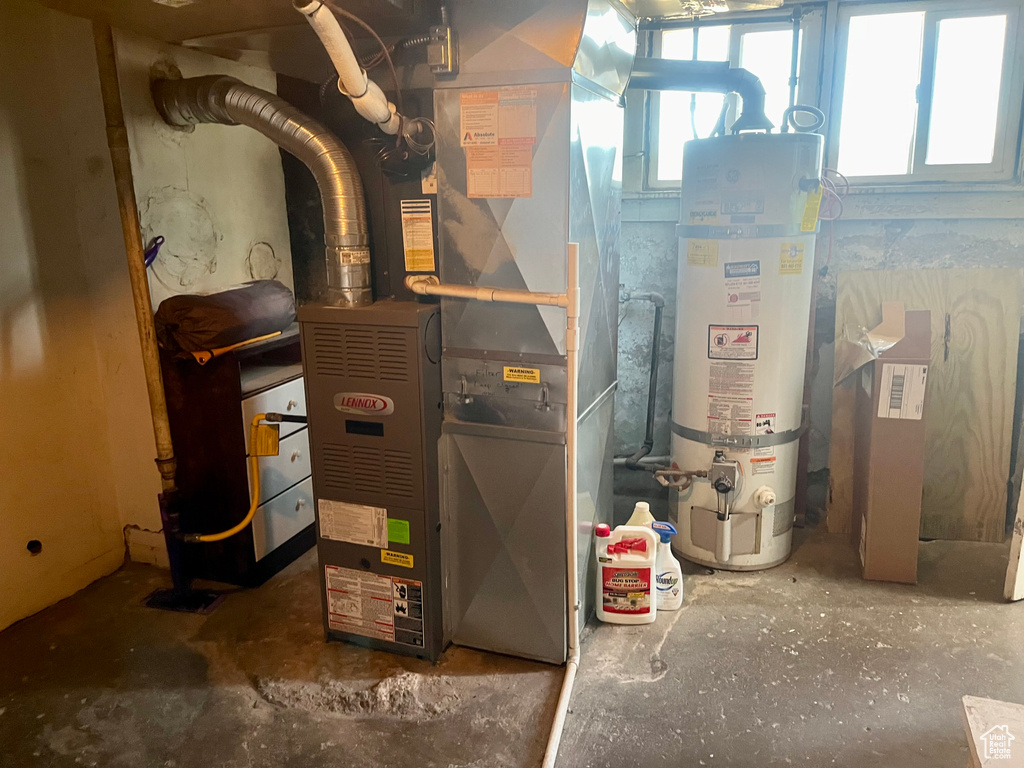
595,524,659,624
651,521,683,611
625,500,656,528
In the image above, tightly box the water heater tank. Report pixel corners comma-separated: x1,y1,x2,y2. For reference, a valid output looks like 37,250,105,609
669,133,823,570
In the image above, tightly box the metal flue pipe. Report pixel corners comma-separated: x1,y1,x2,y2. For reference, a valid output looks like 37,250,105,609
152,75,372,306
629,58,774,133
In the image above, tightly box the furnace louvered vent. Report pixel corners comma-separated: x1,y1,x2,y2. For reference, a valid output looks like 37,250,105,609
321,444,415,500
309,325,410,381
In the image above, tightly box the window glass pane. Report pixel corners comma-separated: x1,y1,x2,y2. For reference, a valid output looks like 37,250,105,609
656,26,731,180
739,29,798,131
837,12,925,177
925,15,1007,166
661,26,731,61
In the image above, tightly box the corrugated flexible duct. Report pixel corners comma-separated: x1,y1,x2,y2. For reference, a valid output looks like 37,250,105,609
152,75,371,307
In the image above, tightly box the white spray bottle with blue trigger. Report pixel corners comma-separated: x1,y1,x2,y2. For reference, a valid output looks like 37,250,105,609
651,521,683,611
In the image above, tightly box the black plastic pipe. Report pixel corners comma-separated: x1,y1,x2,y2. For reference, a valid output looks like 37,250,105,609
629,58,774,133
624,292,665,471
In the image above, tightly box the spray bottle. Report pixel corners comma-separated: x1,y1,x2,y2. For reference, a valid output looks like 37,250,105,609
594,524,658,624
651,521,683,611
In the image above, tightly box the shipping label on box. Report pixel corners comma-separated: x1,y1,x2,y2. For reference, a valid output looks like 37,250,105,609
877,363,928,420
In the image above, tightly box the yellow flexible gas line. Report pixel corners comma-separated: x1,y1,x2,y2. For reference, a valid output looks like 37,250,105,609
193,414,265,543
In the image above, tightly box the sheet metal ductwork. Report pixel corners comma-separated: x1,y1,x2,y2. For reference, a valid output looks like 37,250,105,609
152,75,371,307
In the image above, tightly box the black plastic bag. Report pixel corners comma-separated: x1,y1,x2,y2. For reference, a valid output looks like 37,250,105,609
155,280,296,356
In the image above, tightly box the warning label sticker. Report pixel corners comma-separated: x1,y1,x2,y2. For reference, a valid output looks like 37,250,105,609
381,549,414,569
724,260,761,321
503,366,541,383
400,199,435,272
325,565,424,648
751,456,777,475
779,243,805,275
318,500,388,548
801,186,823,232
709,325,758,360
707,394,753,436
754,412,776,458
709,360,754,397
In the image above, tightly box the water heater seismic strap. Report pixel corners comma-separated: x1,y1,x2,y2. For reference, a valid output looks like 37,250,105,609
672,422,805,449
677,224,817,239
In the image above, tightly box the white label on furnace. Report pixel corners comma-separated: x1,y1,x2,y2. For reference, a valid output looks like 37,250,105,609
318,500,388,548
877,363,928,420
709,325,758,360
325,565,396,641
400,199,435,272
724,260,761,321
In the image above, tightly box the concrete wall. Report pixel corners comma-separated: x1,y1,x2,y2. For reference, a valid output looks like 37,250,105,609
0,1,160,631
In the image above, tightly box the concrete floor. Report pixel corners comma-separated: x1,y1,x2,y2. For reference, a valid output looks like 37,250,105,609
1,530,1020,768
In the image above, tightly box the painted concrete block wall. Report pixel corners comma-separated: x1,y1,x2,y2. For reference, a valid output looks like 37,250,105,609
0,1,159,631
114,32,296,310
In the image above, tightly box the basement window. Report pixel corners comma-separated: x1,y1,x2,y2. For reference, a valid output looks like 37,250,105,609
830,1,1024,184
643,10,824,189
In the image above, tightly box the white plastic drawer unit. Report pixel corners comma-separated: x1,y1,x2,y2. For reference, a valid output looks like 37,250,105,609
241,376,306,450
249,427,312,505
252,477,315,562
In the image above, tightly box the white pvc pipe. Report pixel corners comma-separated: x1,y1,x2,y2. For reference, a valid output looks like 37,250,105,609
404,275,569,308
293,0,401,135
541,242,580,768
403,246,582,768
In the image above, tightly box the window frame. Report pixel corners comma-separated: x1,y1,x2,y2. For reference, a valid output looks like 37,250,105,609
643,9,825,190
826,0,1024,185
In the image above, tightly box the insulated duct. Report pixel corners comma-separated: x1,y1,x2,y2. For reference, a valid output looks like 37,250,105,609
152,75,371,307
629,58,774,133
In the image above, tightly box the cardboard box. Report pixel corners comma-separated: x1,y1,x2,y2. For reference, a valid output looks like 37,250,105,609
851,306,931,584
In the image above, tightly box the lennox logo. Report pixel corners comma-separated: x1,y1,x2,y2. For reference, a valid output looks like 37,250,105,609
333,392,395,416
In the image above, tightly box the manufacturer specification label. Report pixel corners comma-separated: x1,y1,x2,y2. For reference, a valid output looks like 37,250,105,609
708,325,759,360
325,565,424,648
318,500,388,548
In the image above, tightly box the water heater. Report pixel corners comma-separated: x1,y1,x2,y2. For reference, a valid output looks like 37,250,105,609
668,133,823,570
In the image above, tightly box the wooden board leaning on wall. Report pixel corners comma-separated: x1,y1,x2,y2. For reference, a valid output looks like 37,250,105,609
827,269,1023,543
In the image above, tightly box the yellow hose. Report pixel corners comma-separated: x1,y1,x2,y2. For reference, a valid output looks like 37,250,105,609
194,414,265,543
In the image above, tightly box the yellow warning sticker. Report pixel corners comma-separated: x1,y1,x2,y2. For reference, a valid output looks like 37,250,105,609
779,243,805,275
503,366,541,383
381,550,414,569
801,187,823,232
687,239,719,267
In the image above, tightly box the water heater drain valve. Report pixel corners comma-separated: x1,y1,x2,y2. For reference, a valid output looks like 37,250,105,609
753,486,777,509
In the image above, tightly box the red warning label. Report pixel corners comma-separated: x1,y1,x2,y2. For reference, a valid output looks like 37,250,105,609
708,325,759,360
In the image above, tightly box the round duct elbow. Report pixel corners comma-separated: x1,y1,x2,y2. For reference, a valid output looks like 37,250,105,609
151,75,372,307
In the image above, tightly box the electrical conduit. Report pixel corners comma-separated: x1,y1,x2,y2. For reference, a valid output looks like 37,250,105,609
152,76,372,307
